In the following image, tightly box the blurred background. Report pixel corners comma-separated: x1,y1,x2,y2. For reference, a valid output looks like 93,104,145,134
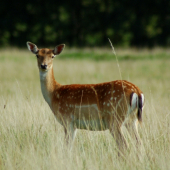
0,0,170,48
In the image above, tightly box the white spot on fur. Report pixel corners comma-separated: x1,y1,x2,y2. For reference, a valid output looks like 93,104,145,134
110,97,113,100
113,90,115,93
103,102,105,105
107,103,110,106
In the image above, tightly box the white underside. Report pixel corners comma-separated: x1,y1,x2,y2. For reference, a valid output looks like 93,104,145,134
68,104,107,130
74,104,99,115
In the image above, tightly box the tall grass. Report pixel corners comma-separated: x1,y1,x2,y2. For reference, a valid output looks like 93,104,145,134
0,48,170,169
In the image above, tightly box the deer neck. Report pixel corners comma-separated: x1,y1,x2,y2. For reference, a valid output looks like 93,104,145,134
39,67,59,108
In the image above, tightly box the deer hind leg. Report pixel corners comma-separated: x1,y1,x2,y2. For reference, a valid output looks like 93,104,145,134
124,118,143,160
132,119,141,145
125,118,141,144
110,123,128,156
131,119,143,157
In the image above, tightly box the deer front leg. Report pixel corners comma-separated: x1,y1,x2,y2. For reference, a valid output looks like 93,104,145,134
64,123,77,149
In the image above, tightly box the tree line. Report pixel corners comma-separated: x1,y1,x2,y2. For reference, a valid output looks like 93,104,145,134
0,0,170,47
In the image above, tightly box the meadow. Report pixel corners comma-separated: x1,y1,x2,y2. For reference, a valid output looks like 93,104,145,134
0,47,170,169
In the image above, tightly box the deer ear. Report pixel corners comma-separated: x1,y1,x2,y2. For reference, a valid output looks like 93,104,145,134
53,44,65,55
26,41,39,54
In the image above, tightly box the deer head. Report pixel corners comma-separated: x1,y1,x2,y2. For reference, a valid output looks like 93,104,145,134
26,42,65,71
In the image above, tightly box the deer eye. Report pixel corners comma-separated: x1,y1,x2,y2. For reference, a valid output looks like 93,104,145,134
52,55,55,58
36,55,39,58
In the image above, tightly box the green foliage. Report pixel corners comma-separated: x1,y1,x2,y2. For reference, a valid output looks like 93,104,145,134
0,0,170,47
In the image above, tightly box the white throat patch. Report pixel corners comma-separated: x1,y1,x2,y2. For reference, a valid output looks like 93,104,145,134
39,70,51,107
40,71,48,81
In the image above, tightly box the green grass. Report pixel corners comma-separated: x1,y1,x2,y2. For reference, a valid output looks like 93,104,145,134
0,47,170,169
58,47,170,60
1,46,170,61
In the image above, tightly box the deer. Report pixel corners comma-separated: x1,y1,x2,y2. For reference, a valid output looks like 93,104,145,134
26,42,144,154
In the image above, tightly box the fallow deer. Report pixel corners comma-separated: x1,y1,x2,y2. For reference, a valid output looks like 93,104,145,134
26,42,144,153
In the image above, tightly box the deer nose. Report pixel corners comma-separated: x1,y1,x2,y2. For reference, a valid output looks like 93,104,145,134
41,64,47,69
